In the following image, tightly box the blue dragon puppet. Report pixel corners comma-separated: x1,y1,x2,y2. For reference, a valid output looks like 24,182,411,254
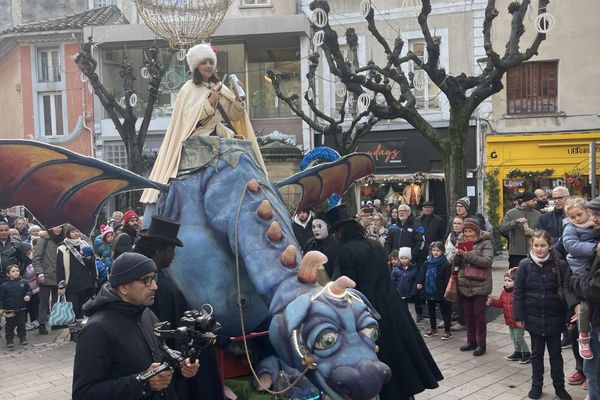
0,140,390,399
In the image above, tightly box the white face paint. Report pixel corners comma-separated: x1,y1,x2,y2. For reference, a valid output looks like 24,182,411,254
312,219,329,240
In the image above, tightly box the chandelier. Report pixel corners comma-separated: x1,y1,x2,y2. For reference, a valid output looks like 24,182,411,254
135,0,231,49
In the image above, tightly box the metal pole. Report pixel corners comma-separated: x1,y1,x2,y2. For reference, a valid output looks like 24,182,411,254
592,139,597,198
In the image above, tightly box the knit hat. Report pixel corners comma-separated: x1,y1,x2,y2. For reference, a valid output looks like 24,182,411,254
520,192,536,202
101,225,115,242
123,210,139,225
398,247,412,260
463,218,481,235
587,196,600,211
186,43,217,72
456,196,471,209
109,252,157,287
64,224,78,237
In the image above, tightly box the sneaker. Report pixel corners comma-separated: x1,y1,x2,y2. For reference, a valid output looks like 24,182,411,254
506,352,522,361
25,322,34,331
528,386,542,399
582,380,588,391
437,322,445,329
554,387,572,400
568,371,585,385
38,324,48,335
32,320,39,329
561,336,572,349
424,329,437,337
6,342,14,349
519,352,531,364
451,323,466,332
20,339,28,345
440,333,453,340
579,337,594,360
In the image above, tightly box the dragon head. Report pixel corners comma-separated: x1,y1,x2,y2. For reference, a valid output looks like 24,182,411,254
269,253,391,400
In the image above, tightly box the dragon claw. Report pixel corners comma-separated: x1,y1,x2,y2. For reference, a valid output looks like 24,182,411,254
267,221,283,241
257,200,273,219
280,245,297,268
298,251,328,284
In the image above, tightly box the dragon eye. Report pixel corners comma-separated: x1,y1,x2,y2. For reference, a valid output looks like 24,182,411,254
361,326,379,342
314,329,339,350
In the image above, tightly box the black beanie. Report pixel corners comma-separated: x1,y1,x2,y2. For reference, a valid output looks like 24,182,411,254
109,252,157,287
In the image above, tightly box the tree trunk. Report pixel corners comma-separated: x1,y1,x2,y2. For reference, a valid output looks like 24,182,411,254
440,107,470,216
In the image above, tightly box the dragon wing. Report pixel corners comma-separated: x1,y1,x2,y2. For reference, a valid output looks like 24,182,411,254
277,152,374,213
0,140,165,234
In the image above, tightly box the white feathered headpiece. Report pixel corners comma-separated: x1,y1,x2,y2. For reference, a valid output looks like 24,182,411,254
186,43,217,71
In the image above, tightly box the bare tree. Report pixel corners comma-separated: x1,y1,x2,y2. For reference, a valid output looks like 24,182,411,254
271,0,548,210
75,37,175,175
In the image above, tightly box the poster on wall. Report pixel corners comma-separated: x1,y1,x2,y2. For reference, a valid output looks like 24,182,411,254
356,139,407,171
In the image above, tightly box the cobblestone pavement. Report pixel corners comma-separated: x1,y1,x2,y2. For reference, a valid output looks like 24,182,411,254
0,254,586,399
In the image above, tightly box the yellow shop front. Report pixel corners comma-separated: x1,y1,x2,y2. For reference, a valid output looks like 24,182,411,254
486,132,600,215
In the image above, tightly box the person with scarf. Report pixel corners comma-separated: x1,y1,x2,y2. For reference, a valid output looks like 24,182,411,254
56,225,97,320
417,241,452,340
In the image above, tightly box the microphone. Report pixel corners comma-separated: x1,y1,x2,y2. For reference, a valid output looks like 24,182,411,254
228,74,246,101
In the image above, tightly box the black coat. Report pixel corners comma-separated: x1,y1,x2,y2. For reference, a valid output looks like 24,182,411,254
337,233,442,399
383,216,425,260
302,236,340,278
570,252,600,331
0,238,30,282
513,254,571,336
415,213,447,245
292,217,314,249
73,285,177,400
0,278,32,310
149,268,224,400
57,244,97,293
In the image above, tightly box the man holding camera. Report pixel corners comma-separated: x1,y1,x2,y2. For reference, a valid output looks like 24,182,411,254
72,252,199,399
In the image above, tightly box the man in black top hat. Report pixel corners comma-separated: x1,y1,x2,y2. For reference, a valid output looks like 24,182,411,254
135,215,224,400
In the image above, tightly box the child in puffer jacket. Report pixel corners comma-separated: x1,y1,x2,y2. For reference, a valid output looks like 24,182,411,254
562,196,600,360
488,268,531,364
391,247,421,321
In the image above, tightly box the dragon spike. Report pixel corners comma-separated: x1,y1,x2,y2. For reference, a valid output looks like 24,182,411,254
257,199,273,219
329,276,357,297
298,251,328,284
267,221,283,241
247,179,260,193
280,245,297,268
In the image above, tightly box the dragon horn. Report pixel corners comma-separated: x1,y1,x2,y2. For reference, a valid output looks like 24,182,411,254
329,276,356,296
298,251,328,284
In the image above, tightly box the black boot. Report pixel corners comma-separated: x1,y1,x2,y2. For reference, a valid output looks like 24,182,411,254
460,343,477,351
519,352,531,364
528,386,542,399
554,387,572,400
38,324,48,335
473,345,486,356
506,351,521,361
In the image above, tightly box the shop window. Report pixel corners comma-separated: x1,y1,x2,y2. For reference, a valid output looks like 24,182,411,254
37,48,61,83
39,93,64,136
408,39,440,111
241,0,271,7
506,61,558,115
105,143,128,169
248,48,300,119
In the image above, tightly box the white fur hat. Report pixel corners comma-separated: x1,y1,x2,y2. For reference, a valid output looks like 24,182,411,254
186,43,217,71
398,247,412,260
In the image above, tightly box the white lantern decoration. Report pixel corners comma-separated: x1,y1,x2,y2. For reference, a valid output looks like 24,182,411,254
119,96,126,108
412,70,426,91
80,72,88,83
401,0,422,13
177,48,187,61
357,93,371,112
535,12,555,33
129,93,138,107
313,30,325,47
360,0,371,18
335,81,347,97
306,87,314,101
311,8,328,28
375,93,386,106
141,66,151,79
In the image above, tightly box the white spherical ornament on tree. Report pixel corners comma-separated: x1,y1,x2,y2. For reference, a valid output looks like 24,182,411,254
357,93,371,112
401,0,422,13
141,67,151,79
535,12,555,33
306,87,314,101
313,30,325,47
360,0,371,18
177,48,187,61
412,70,426,91
80,72,88,83
335,81,347,97
129,93,138,107
311,8,328,28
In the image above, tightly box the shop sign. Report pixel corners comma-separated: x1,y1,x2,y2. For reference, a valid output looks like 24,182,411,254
567,144,600,155
356,140,406,169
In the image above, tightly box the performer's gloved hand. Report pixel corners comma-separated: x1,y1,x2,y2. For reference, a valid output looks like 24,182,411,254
180,358,200,378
